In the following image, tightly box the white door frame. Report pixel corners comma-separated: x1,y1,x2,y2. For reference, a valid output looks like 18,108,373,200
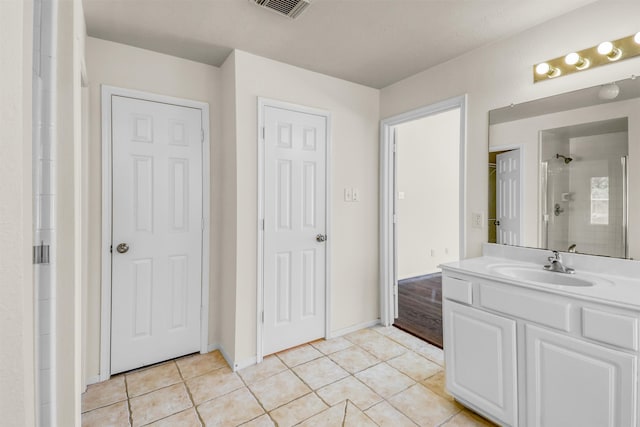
489,144,525,245
100,85,211,381
379,95,467,326
256,98,332,363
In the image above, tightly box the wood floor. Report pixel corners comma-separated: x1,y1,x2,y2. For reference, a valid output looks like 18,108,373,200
394,272,443,348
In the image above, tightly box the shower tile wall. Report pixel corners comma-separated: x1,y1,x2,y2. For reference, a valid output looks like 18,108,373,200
543,130,627,258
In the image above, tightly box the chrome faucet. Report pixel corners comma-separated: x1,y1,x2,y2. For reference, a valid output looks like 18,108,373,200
568,244,577,253
544,250,575,274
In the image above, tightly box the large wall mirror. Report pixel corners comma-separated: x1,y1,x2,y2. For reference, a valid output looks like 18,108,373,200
488,76,640,259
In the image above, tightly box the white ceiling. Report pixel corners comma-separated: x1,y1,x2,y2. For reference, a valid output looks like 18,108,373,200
83,0,596,89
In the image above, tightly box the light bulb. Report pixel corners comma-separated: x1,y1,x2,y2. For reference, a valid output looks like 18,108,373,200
535,63,550,75
598,41,622,60
598,83,620,100
535,62,560,78
634,32,640,44
564,52,590,70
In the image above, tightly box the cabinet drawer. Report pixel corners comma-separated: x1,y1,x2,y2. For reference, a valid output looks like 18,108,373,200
479,284,571,332
582,307,638,351
443,276,472,304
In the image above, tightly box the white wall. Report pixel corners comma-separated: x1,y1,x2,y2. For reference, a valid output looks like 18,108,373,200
396,110,460,279
380,0,640,258
490,98,640,258
84,37,223,380
228,50,380,365
0,1,34,425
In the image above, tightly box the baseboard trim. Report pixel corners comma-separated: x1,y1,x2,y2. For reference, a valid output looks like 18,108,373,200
327,319,381,339
233,356,257,372
86,375,101,386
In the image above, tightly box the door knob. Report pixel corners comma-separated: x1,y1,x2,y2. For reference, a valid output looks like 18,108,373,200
316,234,327,243
116,243,129,254
495,220,501,226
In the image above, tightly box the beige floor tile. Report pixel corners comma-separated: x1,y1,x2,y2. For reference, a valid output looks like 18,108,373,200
442,409,497,426
355,363,415,398
344,401,377,427
344,328,381,346
240,414,276,426
296,402,346,427
175,351,228,380
293,357,349,390
370,325,396,336
82,401,130,427
248,370,311,411
365,401,418,427
388,329,445,365
129,383,192,426
237,355,287,385
277,344,323,367
388,383,459,426
185,366,244,405
421,371,457,402
146,408,202,426
316,376,382,410
197,387,264,426
126,362,182,397
328,345,379,374
82,375,128,413
310,337,354,355
387,351,442,382
269,393,327,427
358,334,408,360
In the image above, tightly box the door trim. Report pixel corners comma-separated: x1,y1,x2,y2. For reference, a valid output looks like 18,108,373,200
100,85,211,381
379,95,467,326
256,98,332,363
489,145,524,246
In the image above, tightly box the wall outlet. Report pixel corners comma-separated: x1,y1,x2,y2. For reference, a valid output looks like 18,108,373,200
398,191,405,200
344,188,353,202
352,188,360,202
472,212,484,229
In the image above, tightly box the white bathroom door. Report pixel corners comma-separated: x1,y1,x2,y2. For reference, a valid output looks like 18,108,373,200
262,104,327,356
496,150,521,245
110,95,203,374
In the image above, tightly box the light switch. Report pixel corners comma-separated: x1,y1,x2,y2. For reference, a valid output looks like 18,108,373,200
344,188,353,202
398,191,405,200
352,188,360,202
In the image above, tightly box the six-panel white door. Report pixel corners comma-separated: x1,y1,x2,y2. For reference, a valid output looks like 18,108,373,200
525,324,637,427
263,105,327,356
111,95,203,374
496,150,521,245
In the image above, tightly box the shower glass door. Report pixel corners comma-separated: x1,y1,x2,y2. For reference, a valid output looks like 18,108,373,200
540,119,628,258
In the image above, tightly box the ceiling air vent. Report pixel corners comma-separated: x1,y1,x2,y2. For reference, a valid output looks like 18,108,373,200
251,0,311,19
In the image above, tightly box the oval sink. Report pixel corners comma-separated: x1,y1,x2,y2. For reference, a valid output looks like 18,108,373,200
490,266,596,287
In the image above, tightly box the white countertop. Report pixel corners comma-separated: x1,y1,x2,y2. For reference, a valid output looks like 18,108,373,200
440,250,640,311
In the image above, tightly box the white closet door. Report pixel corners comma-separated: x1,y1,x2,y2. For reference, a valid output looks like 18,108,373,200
496,150,521,245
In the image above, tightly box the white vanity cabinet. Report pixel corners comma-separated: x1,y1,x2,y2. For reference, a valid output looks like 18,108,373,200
442,270,639,427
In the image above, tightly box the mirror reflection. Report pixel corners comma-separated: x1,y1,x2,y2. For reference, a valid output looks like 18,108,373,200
488,77,639,259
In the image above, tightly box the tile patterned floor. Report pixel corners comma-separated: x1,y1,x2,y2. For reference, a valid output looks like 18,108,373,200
81,326,496,427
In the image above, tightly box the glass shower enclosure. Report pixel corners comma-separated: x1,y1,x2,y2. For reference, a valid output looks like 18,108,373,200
540,118,628,258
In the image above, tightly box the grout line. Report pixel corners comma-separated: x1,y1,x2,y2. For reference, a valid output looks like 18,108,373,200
123,373,134,427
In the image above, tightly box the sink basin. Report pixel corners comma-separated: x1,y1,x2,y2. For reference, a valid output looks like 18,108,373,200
490,265,597,287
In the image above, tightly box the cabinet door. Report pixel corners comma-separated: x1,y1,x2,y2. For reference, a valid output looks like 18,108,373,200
444,300,518,426
525,324,637,427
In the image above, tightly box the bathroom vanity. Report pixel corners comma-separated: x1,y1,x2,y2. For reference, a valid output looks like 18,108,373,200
441,244,640,427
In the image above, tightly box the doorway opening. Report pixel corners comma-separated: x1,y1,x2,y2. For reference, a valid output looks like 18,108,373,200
380,96,466,348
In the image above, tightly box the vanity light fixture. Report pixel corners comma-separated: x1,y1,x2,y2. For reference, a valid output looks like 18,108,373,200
597,41,622,61
534,32,640,83
564,52,590,70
